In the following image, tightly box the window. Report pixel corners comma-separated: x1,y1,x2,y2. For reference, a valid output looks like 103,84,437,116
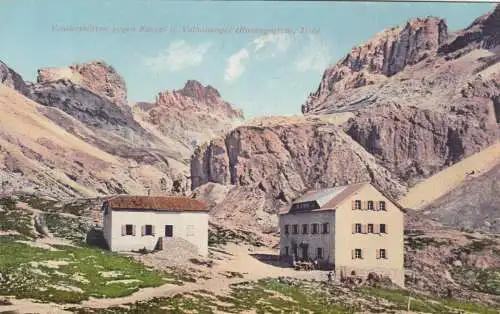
292,224,298,234
367,224,374,233
312,223,319,234
354,223,362,233
125,224,134,236
322,223,329,234
165,225,173,237
302,224,309,234
380,224,387,234
378,249,387,259
316,247,323,259
292,244,298,257
379,201,386,211
284,246,289,256
353,248,362,259
367,201,374,210
291,201,318,212
143,224,153,236
354,200,362,210
284,224,289,235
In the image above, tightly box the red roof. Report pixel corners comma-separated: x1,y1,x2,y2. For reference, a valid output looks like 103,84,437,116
107,196,208,212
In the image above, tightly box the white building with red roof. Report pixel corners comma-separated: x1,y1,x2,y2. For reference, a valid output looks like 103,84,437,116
102,195,209,256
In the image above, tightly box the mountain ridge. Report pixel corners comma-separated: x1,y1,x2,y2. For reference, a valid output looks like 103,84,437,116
0,60,244,198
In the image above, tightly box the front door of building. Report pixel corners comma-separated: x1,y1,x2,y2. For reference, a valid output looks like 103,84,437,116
292,244,298,259
165,225,173,237
301,244,309,260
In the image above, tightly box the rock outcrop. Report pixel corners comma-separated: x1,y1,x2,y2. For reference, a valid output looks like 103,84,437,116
303,17,447,114
439,4,500,54
133,80,244,156
36,60,128,109
191,122,407,208
344,103,499,185
0,60,28,96
28,78,151,151
297,6,500,187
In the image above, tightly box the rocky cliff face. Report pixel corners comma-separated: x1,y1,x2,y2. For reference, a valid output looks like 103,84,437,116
133,80,244,157
0,60,28,96
36,60,129,110
440,4,500,55
191,121,407,227
302,17,447,114
298,6,500,187
28,78,152,152
344,101,498,185
27,63,182,165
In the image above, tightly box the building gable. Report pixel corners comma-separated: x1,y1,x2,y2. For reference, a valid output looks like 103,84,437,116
335,183,406,213
280,182,406,215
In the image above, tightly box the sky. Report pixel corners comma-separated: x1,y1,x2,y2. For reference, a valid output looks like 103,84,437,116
0,1,496,118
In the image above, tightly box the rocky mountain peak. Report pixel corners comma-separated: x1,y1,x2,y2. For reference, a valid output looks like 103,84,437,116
302,15,447,114
36,60,128,107
179,80,222,102
153,81,244,120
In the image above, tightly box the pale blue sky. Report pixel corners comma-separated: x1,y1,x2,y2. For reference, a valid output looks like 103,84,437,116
0,1,495,118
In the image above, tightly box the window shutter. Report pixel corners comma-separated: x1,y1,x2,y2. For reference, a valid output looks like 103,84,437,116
352,200,355,210
352,224,355,234
385,224,388,234
375,224,380,234
121,225,126,236
351,249,355,259
132,225,136,236
376,249,380,259
385,250,388,259
361,224,367,234
141,225,145,236
152,225,156,236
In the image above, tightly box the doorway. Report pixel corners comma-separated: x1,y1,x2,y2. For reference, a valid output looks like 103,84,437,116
301,244,309,260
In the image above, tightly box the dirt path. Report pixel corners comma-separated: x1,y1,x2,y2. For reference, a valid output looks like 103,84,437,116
81,243,328,309
3,243,329,313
